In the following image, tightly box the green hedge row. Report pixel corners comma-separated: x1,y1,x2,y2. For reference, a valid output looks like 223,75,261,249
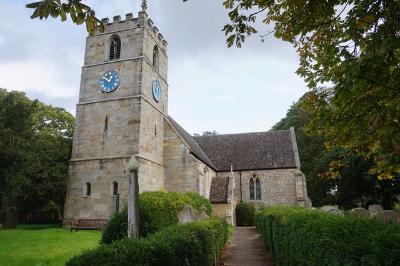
101,191,213,244
67,219,229,266
256,206,400,266
235,203,255,226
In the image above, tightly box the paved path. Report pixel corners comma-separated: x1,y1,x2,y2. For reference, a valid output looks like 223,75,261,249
221,227,274,266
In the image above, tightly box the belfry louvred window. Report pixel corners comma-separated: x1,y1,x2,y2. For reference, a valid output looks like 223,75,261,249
109,35,121,60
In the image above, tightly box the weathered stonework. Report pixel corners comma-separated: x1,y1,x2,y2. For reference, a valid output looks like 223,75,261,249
64,11,168,225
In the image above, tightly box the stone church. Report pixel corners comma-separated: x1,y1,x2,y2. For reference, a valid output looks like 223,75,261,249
63,7,310,226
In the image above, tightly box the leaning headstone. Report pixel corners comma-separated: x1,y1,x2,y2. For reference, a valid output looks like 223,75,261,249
321,205,338,213
377,210,400,224
368,204,383,216
178,205,196,224
196,205,209,221
349,208,370,218
320,205,343,215
4,207,17,229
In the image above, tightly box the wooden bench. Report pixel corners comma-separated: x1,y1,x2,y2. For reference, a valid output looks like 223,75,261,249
70,219,108,231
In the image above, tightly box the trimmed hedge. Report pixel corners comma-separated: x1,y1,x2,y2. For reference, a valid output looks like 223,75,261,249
67,219,229,266
101,191,213,244
235,203,255,226
256,206,400,266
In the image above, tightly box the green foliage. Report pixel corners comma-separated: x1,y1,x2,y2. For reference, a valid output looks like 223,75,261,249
100,208,128,245
68,219,229,266
0,89,35,208
0,89,74,218
235,203,255,226
222,0,400,177
185,192,213,216
273,95,400,208
395,204,400,214
26,0,103,33
101,191,213,244
256,206,400,266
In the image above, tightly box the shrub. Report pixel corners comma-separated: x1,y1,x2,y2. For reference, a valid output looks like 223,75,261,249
67,219,229,266
235,203,255,226
256,206,400,266
100,208,128,245
101,191,213,244
394,203,400,214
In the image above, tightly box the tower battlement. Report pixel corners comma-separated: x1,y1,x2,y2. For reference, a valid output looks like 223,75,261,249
97,12,168,48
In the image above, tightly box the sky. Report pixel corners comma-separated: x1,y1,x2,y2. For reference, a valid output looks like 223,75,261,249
0,0,308,134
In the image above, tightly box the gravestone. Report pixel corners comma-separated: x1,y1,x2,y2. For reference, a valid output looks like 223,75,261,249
320,205,343,215
178,205,196,224
377,210,400,224
368,204,383,216
196,205,209,221
4,207,17,229
0,222,3,230
349,208,369,218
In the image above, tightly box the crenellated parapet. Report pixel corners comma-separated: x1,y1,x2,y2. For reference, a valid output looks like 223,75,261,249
97,12,167,49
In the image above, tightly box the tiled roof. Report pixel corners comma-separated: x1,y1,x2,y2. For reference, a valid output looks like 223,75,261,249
209,176,229,203
194,130,297,171
166,116,297,172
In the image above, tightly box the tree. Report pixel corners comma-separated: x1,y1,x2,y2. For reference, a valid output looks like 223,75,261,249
0,89,74,220
274,94,400,208
193,130,218,137
19,102,74,219
0,89,35,210
26,1,400,177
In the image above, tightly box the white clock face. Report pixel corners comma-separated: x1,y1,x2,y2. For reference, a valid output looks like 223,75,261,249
99,70,120,93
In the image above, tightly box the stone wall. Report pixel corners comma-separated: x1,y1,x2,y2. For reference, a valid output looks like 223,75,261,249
219,169,304,206
163,120,215,198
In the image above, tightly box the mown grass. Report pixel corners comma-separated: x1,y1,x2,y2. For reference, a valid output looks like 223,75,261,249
0,224,101,266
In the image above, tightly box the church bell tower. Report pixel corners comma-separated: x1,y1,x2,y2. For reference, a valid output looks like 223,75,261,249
64,7,168,223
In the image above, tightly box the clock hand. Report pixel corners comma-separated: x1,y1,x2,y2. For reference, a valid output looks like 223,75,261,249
103,75,112,83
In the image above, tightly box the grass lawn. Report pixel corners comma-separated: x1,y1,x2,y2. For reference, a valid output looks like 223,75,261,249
0,224,101,266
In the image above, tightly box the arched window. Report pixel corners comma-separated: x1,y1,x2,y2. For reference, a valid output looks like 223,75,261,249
85,182,91,197
113,181,118,196
152,45,159,69
255,178,261,200
249,178,255,200
109,35,121,60
249,177,262,200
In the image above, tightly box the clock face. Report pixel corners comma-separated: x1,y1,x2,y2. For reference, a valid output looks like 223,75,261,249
99,70,120,93
152,80,162,102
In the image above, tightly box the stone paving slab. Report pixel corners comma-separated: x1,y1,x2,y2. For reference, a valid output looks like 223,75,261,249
221,227,274,266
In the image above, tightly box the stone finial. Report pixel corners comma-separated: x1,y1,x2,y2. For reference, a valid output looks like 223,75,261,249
128,156,139,172
141,0,148,12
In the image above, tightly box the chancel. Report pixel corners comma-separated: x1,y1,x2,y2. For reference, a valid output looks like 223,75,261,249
63,4,310,226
